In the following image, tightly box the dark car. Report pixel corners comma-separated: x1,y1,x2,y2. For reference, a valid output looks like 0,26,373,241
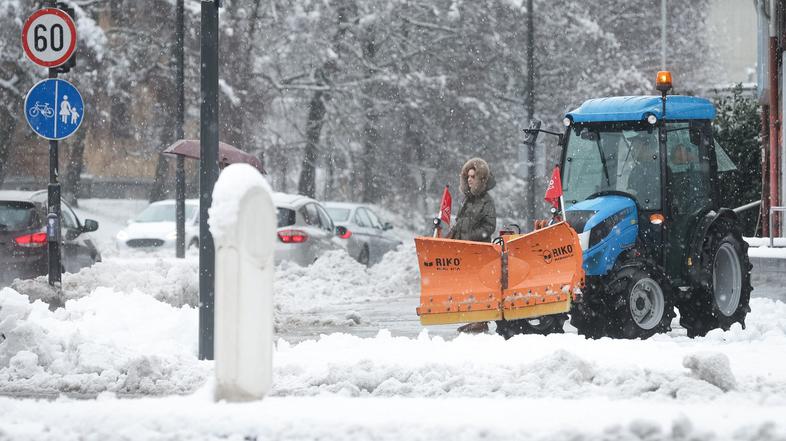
0,190,101,286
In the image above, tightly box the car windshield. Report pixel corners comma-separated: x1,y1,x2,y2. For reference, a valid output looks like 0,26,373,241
277,208,296,227
325,207,350,222
135,204,197,223
0,202,36,231
563,124,661,210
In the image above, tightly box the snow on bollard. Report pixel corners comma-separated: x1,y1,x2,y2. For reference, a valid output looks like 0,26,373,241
208,164,275,401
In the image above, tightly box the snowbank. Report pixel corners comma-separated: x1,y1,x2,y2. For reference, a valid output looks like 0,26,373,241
0,287,207,396
3,277,786,401
10,243,422,332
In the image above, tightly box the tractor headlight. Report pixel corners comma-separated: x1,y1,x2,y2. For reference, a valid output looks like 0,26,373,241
587,208,632,248
563,117,572,127
647,114,658,125
564,210,597,234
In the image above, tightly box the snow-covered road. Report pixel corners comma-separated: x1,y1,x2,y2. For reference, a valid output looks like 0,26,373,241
1,199,785,440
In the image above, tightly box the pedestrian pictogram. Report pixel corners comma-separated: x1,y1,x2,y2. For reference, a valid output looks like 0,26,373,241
24,78,84,140
22,8,77,68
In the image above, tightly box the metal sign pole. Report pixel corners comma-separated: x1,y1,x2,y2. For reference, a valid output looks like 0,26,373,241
46,1,61,286
175,0,186,259
199,0,220,361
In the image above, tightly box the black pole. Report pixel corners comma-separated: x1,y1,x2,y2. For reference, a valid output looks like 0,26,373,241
199,0,219,361
525,0,536,226
47,1,61,286
175,0,185,258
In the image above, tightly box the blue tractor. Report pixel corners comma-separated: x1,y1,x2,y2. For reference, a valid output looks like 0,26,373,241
514,72,753,339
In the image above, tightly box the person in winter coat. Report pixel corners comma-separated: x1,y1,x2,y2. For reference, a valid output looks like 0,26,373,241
447,158,497,242
449,157,497,334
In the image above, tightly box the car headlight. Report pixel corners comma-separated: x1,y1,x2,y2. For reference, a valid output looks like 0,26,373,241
166,231,178,240
116,230,128,241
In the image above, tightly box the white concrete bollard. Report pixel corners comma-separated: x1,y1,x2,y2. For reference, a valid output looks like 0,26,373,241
208,163,276,401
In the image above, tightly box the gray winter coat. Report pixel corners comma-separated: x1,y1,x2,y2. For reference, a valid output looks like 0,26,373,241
448,158,497,242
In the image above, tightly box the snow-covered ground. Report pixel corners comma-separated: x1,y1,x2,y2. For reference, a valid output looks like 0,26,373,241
1,198,786,440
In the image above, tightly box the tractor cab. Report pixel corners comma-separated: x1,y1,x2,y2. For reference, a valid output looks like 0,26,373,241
561,94,723,285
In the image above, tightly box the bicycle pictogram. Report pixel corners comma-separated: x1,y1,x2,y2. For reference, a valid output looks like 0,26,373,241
28,101,55,118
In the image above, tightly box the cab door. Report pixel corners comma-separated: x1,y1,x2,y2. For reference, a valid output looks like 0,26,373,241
664,121,714,283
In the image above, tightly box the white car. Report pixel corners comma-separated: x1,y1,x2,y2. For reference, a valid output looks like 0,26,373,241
116,199,199,250
274,192,347,266
324,202,402,266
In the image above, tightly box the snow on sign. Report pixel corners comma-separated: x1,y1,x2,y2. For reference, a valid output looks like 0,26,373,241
22,8,77,68
24,78,84,140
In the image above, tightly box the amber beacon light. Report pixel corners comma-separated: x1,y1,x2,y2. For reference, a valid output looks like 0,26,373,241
656,71,673,92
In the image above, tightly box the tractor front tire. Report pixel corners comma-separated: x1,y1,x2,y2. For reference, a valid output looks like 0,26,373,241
679,219,752,337
605,262,675,339
570,279,610,339
494,314,567,339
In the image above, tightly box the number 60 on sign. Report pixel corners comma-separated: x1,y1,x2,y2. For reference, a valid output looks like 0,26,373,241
22,8,77,68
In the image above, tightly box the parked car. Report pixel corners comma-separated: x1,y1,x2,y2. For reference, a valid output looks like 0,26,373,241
324,202,402,266
115,199,199,250
274,192,348,266
0,190,101,285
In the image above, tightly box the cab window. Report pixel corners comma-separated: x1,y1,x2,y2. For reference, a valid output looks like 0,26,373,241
666,123,712,215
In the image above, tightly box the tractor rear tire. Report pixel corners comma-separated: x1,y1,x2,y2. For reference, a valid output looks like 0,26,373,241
679,219,752,337
494,314,567,339
605,261,675,339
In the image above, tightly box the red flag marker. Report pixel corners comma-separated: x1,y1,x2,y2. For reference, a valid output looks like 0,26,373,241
433,185,452,237
544,166,563,210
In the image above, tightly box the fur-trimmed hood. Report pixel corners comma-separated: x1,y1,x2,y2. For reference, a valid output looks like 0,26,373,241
459,157,496,196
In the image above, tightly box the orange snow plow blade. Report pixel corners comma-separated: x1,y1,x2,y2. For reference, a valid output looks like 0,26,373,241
501,222,584,320
415,239,503,325
415,222,584,326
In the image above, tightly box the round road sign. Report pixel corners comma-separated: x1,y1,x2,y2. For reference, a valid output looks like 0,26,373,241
24,78,84,141
22,8,77,68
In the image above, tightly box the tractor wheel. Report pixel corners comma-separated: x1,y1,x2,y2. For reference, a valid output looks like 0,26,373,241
569,304,607,339
494,314,567,339
605,262,675,339
679,219,752,337
570,280,610,339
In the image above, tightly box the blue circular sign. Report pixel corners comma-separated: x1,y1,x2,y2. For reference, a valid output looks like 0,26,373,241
24,78,84,140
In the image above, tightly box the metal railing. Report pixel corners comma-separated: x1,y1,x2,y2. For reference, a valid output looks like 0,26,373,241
770,206,786,248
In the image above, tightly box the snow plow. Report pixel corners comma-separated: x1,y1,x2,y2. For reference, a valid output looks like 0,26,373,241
416,71,755,339
415,221,584,325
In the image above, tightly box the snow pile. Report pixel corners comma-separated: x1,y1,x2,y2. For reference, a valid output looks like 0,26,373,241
0,288,207,396
9,240,420,323
683,352,737,392
11,257,199,308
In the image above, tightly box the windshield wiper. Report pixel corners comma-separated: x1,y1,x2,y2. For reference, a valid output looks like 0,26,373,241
594,135,611,186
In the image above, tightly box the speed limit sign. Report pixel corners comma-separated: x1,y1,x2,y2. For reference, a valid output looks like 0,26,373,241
22,8,77,68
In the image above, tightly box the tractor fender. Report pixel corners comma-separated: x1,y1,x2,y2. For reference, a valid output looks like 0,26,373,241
686,208,738,286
